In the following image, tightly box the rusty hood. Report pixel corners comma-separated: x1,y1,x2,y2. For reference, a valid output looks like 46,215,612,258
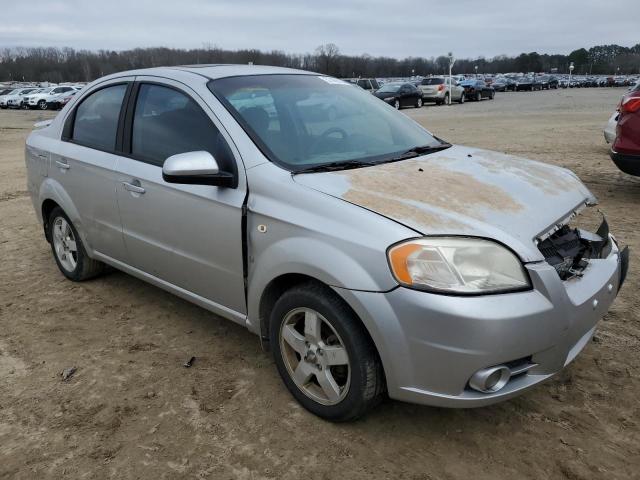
293,146,596,262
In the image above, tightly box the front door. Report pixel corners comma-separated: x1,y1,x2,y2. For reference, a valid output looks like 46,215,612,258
115,79,247,315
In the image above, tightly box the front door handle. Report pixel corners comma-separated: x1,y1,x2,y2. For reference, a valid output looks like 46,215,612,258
123,181,146,194
55,160,70,170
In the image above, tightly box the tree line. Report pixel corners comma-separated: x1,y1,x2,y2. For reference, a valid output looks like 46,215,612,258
1,42,639,83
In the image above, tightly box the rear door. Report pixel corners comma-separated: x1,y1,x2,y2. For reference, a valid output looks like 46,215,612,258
52,78,133,261
114,77,247,315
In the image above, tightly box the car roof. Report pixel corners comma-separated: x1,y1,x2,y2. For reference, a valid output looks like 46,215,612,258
100,64,316,82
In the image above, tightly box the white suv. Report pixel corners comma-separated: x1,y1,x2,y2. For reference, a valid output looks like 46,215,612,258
24,86,76,110
5,88,41,109
0,88,37,109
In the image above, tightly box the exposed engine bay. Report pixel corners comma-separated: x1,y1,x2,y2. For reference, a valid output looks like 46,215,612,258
537,213,611,280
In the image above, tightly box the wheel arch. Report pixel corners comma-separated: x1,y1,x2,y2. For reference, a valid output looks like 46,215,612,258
38,178,93,253
256,273,381,360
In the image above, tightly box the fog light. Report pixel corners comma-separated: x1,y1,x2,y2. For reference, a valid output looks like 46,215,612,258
469,365,511,393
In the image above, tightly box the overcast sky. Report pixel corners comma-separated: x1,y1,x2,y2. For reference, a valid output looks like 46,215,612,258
1,0,637,59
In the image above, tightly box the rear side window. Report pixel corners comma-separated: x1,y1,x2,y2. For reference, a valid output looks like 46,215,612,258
422,78,444,85
72,84,127,151
131,84,234,169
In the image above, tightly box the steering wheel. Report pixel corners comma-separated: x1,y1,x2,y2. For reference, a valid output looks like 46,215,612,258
308,127,349,154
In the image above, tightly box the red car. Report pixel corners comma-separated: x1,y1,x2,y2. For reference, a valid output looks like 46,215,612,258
611,84,640,175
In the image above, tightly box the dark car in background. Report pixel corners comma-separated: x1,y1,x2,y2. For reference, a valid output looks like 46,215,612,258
460,80,495,101
514,77,533,91
373,82,423,109
46,90,78,110
515,76,542,91
491,79,508,92
538,76,557,90
610,85,640,175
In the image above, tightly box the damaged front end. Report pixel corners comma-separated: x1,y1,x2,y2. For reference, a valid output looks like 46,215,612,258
537,216,612,280
536,203,629,286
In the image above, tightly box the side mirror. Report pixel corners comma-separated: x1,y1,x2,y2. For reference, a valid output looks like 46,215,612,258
162,151,235,188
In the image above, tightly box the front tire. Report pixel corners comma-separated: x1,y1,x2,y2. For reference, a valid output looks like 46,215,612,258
458,93,465,104
415,97,423,108
393,99,400,110
270,282,385,422
37,99,47,110
476,91,482,101
48,207,104,281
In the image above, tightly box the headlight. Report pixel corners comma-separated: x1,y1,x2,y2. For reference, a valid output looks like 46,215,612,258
387,237,530,294
384,96,395,101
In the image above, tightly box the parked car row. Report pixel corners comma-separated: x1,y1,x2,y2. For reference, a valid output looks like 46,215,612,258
0,84,83,110
560,75,639,88
369,78,496,109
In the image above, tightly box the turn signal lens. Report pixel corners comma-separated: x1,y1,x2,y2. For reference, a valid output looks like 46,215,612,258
388,237,530,294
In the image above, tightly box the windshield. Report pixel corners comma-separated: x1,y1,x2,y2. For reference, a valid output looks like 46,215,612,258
210,74,442,171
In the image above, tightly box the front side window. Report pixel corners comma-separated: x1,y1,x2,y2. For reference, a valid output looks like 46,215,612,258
131,84,234,169
210,75,443,171
72,84,127,151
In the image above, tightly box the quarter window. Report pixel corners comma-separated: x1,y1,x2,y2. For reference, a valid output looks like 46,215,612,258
72,84,127,151
131,84,234,169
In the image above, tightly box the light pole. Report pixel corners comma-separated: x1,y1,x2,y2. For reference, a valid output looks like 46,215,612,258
448,52,455,105
474,65,478,78
569,62,574,88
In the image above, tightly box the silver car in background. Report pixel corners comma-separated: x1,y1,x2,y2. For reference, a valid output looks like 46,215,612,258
25,65,628,421
419,77,465,105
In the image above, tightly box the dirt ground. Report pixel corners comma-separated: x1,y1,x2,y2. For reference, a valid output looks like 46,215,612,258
1,88,639,479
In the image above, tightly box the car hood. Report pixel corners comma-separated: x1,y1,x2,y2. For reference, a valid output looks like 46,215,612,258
293,146,595,262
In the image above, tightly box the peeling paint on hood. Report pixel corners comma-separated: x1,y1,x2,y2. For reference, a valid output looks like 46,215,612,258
293,145,596,262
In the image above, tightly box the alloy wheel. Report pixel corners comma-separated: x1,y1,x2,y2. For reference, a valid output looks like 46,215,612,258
279,307,351,406
52,217,78,272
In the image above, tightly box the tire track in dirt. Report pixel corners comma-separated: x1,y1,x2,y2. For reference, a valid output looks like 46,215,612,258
0,191,29,202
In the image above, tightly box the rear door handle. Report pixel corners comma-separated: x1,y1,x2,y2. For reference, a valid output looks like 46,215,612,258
55,160,70,170
123,181,146,194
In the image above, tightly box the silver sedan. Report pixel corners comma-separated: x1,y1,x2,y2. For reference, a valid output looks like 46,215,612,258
25,65,628,421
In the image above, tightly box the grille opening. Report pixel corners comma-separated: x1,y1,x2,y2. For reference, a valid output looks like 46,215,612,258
537,213,610,281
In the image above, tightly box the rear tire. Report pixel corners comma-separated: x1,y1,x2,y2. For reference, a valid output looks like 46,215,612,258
476,91,482,101
458,93,465,104
48,207,104,281
269,282,385,422
415,97,423,108
393,99,400,110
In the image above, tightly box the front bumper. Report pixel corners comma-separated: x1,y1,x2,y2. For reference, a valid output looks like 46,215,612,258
336,238,626,407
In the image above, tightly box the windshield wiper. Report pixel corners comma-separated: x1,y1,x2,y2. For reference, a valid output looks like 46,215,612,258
381,142,452,163
294,159,375,173
293,142,452,174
